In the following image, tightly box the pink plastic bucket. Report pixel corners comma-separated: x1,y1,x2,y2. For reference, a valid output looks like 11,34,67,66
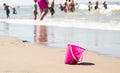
64,44,86,64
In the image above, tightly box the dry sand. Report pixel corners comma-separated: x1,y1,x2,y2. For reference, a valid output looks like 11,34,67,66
0,36,120,73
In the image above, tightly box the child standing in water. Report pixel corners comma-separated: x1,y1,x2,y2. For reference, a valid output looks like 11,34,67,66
37,0,49,20
88,1,92,11
3,3,10,18
12,7,17,14
33,0,38,20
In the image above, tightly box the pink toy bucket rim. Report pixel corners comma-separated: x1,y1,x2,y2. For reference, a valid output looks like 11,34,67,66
68,44,86,62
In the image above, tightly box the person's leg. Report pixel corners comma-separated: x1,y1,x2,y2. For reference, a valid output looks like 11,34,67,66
40,8,48,20
50,7,55,16
34,12,37,20
6,10,10,18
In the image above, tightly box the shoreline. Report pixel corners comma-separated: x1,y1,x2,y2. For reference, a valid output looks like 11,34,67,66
0,20,120,57
0,19,120,31
1,35,120,58
0,36,120,73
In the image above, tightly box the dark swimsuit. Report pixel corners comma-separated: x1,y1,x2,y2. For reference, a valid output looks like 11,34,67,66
6,9,10,16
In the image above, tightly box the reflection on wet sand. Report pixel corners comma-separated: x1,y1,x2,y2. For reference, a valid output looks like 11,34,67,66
0,23,120,56
37,25,47,43
34,25,37,42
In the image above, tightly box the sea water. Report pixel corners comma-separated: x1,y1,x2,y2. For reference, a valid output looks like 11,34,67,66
0,2,120,57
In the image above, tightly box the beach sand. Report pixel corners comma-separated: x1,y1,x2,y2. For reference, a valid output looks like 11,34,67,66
0,36,120,73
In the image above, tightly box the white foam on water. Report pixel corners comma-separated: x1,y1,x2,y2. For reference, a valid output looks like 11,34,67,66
0,19,120,31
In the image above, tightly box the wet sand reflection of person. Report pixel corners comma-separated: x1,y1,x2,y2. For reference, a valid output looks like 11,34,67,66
38,25,48,43
34,25,37,42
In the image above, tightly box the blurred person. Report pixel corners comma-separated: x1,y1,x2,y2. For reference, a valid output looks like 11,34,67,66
88,1,93,11
68,0,75,12
94,0,99,10
70,0,75,12
59,3,64,11
12,7,17,14
63,0,68,12
103,1,107,9
37,0,49,20
49,0,55,16
75,2,79,9
33,0,38,20
3,3,10,18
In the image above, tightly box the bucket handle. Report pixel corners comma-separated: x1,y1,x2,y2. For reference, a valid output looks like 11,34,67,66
69,44,83,62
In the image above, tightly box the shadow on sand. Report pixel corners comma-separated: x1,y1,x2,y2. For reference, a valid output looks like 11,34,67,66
77,62,95,66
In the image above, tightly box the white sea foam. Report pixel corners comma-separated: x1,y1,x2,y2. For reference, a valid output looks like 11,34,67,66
0,19,120,31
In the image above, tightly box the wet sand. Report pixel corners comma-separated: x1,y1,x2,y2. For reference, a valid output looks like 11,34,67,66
0,24,120,56
0,36,120,73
